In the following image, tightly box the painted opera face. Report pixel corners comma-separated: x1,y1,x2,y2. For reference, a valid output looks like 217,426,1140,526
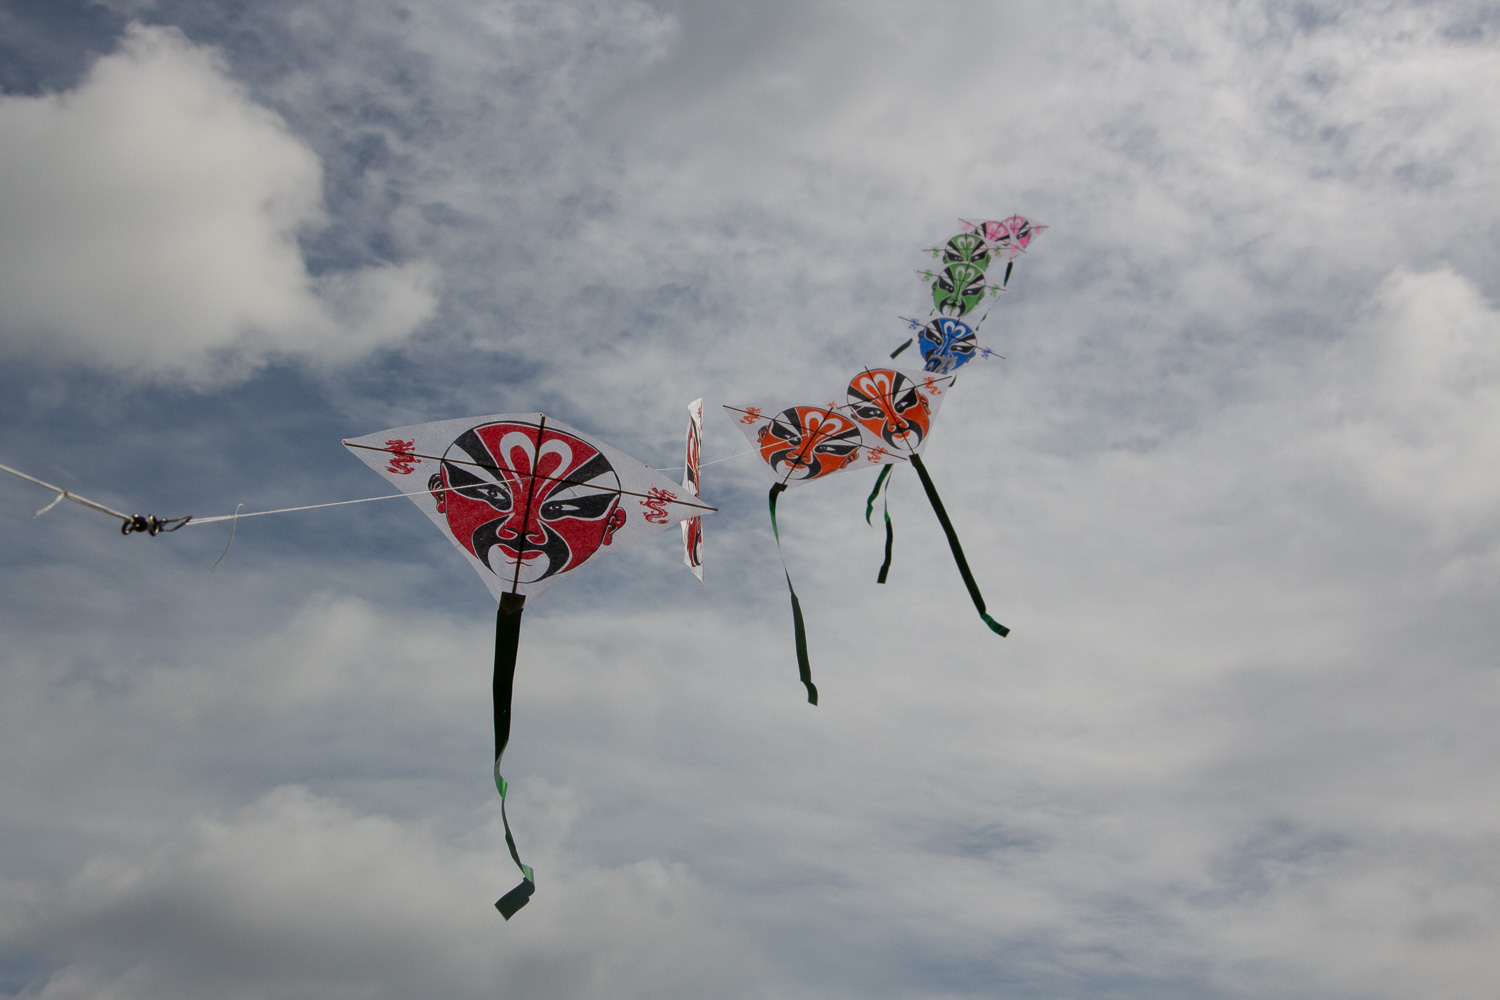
757,406,862,482
846,369,931,451
932,262,987,316
428,421,626,585
976,216,1034,259
942,231,991,270
917,317,979,374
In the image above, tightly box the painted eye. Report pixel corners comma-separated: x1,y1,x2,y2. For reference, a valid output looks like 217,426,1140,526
466,483,510,506
540,493,616,520
446,464,512,510
893,387,920,412
852,403,884,421
951,338,975,355
816,441,857,456
768,418,801,443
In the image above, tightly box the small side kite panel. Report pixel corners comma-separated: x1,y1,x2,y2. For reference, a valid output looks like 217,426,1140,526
681,398,704,583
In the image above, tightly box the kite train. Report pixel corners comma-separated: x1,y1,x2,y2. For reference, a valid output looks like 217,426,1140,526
2,211,1045,921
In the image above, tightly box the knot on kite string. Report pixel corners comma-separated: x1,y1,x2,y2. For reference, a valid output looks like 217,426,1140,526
121,513,192,536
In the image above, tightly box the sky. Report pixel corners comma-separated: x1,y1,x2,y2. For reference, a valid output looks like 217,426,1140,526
1,0,1498,997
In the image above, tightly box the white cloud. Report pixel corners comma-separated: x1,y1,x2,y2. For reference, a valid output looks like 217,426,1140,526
0,24,436,384
1328,267,1500,544
15,786,766,1000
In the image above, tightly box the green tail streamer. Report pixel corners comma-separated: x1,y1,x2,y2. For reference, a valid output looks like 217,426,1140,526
890,338,913,359
864,465,895,584
768,484,818,705
493,592,536,918
1003,260,1013,287
909,455,1010,637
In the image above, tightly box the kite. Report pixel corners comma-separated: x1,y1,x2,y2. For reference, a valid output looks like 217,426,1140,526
344,412,715,918
915,261,1004,317
726,367,1005,703
682,399,704,582
961,215,1047,286
897,315,1001,375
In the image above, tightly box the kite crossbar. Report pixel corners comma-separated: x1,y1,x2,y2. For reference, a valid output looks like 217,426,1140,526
341,442,719,514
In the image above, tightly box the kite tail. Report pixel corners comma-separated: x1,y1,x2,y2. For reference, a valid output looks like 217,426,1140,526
890,338,913,359
864,465,895,584
768,484,818,705
1003,260,1013,287
493,592,536,918
908,455,1009,638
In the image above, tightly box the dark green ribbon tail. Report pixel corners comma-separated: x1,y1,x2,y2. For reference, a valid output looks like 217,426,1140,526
908,455,1010,637
493,592,536,918
1003,260,1013,287
769,484,817,705
864,465,895,584
890,338,913,359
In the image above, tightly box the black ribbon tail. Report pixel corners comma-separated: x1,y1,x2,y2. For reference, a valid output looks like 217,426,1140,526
909,455,1009,637
769,484,817,705
864,465,895,584
493,592,536,918
890,338,913,359
1003,260,1013,287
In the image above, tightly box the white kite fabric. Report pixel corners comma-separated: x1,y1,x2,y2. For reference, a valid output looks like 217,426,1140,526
724,368,955,489
344,412,713,602
681,398,704,583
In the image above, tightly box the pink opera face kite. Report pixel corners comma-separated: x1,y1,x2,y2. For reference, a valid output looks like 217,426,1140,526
964,215,1046,260
345,412,712,600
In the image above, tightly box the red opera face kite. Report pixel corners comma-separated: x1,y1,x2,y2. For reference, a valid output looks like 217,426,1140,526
346,411,715,920
427,421,626,587
347,412,708,600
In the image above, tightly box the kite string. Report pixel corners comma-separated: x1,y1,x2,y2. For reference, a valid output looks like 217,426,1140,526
188,471,717,527
650,447,755,475
186,488,440,525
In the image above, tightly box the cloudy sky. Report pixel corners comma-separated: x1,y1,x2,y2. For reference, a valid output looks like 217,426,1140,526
2,0,1498,996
